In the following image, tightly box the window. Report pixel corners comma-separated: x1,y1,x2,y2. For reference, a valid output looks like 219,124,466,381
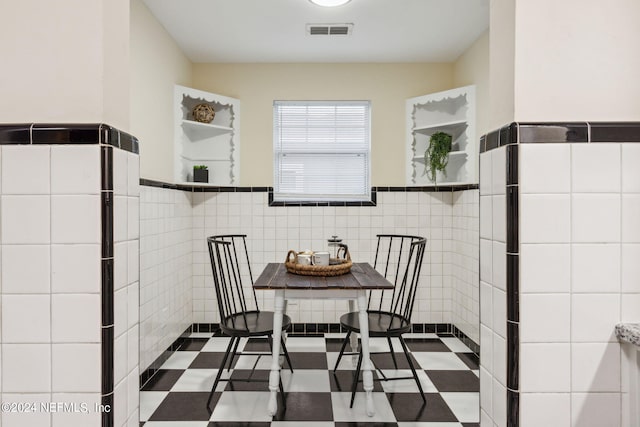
273,100,371,203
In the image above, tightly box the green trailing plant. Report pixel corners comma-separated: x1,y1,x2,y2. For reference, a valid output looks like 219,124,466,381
424,131,452,182
193,165,208,170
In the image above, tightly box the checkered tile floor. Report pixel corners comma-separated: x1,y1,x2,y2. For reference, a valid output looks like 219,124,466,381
140,332,479,426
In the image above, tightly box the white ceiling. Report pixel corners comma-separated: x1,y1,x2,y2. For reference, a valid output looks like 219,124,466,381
142,0,490,63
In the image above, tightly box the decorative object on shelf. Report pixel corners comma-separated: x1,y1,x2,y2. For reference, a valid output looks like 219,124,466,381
424,131,452,182
285,244,351,276
193,165,209,183
191,103,216,123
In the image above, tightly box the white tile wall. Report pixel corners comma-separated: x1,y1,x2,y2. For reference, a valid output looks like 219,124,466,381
478,147,507,427
516,141,640,427
139,186,192,371
0,145,140,427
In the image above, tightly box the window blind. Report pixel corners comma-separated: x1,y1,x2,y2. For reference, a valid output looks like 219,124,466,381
273,100,371,202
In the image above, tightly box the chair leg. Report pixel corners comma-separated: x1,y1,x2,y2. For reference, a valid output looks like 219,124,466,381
281,335,294,373
207,336,235,411
387,336,398,369
333,330,352,373
399,336,426,403
226,336,241,372
350,349,364,408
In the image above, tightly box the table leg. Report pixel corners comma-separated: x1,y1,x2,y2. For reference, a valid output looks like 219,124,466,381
348,299,358,352
268,290,285,416
356,292,375,417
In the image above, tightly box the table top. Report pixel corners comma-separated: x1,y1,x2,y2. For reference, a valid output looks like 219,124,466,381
253,262,395,290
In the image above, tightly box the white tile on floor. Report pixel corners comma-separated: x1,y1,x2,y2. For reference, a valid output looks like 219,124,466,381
397,423,462,427
327,351,361,371
271,423,335,427
209,391,273,422
143,423,209,427
377,369,437,393
440,392,480,423
331,391,397,422
232,354,275,370
159,351,199,370
189,333,214,339
440,337,473,353
283,336,328,352
411,352,470,371
139,391,169,421
281,369,331,392
201,336,236,352
171,369,226,392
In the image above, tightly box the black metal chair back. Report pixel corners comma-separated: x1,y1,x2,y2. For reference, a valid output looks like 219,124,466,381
369,234,427,327
207,234,259,331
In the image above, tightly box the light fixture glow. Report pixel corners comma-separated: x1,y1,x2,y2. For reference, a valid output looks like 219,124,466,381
309,0,351,7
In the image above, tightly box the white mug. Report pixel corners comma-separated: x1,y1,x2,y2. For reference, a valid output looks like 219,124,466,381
297,254,313,265
312,251,330,266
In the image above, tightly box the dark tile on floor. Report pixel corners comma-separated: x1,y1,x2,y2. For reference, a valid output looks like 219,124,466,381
224,369,270,391
178,337,210,351
426,370,480,392
462,423,480,427
326,337,350,352
457,352,480,370
140,369,184,391
403,338,451,352
209,423,271,427
371,352,419,370
272,392,334,421
330,370,384,392
243,337,271,352
149,391,220,421
386,393,457,422
334,423,398,427
288,352,329,369
189,352,238,369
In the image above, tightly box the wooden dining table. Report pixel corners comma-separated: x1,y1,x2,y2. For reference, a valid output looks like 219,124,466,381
253,262,394,417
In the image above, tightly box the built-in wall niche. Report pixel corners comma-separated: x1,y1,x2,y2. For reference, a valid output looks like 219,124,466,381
406,85,476,185
174,85,240,186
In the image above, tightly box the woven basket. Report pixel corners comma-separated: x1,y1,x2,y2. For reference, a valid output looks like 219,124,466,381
285,248,352,277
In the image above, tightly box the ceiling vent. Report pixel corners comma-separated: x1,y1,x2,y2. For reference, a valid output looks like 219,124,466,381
306,23,353,36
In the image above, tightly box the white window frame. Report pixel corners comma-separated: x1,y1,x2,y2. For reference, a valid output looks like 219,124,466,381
273,100,371,203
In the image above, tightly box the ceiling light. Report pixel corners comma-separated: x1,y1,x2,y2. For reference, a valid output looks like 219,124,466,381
308,0,351,7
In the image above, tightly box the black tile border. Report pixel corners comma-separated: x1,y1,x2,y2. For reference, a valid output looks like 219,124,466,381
480,121,640,153
139,322,480,389
0,123,139,154
139,179,479,205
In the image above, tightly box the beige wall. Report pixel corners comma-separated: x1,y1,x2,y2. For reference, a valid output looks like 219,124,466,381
0,0,130,128
130,0,193,182
192,63,453,186
513,0,640,121
454,30,490,137
489,0,516,128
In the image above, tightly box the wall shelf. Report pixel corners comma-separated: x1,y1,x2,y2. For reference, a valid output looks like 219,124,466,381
406,85,476,186
174,85,240,186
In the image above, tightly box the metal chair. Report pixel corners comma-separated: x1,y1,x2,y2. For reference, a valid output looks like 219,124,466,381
206,234,293,410
333,234,427,407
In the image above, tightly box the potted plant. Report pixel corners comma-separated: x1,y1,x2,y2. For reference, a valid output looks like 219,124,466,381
424,131,453,183
193,165,209,183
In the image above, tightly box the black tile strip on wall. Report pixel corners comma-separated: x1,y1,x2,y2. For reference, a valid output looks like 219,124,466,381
0,123,139,154
100,144,115,427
